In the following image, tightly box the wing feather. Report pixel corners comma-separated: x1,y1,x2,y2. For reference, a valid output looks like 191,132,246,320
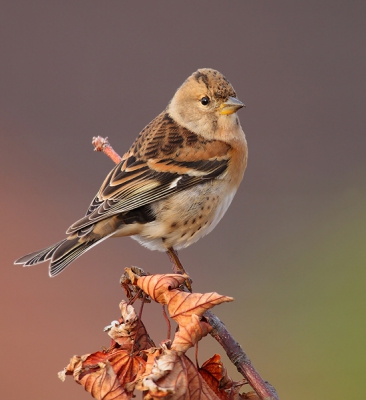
66,112,231,235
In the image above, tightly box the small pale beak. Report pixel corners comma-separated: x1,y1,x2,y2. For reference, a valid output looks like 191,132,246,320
220,96,245,115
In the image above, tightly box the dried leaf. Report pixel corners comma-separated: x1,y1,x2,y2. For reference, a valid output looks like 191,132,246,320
137,347,220,400
82,350,145,386
59,354,88,382
60,349,146,399
137,274,186,304
142,347,163,376
120,267,151,302
80,361,128,400
136,274,233,326
104,300,154,351
199,354,241,400
171,314,212,352
200,354,225,382
167,291,233,326
61,280,241,400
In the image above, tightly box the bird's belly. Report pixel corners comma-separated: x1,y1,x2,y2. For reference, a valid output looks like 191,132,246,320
130,181,236,251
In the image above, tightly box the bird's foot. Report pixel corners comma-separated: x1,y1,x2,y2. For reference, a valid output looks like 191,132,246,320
166,248,192,292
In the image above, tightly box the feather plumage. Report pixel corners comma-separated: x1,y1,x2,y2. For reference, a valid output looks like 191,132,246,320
15,68,247,276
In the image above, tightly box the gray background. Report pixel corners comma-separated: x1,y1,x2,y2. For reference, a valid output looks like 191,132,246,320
1,1,365,399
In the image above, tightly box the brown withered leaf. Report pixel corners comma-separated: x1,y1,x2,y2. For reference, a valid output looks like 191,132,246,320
167,291,233,326
79,361,128,400
171,314,212,353
136,274,233,326
104,301,155,351
136,347,177,397
59,354,88,382
199,354,242,400
59,349,146,399
137,346,220,400
59,354,128,400
61,280,239,400
142,347,163,376
136,274,187,304
120,267,151,302
82,350,145,387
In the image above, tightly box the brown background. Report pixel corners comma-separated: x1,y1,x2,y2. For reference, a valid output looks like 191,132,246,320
1,1,365,399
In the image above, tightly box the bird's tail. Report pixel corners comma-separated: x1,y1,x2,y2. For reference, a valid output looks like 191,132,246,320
14,236,107,277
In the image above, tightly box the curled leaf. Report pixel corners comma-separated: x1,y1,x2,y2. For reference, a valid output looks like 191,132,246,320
58,354,88,382
171,314,212,353
120,267,151,302
80,361,127,400
60,279,244,400
137,274,186,304
104,300,154,351
167,291,233,326
137,348,219,400
60,348,146,398
135,274,233,326
199,354,245,400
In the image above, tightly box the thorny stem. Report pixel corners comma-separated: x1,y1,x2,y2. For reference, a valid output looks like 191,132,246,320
93,136,279,400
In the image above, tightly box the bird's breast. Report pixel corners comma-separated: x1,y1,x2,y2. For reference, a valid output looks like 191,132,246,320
130,178,238,251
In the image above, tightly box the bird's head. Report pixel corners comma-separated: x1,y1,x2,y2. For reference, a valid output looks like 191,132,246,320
169,68,244,139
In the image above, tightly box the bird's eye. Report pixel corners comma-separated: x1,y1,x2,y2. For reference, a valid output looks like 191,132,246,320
200,96,210,106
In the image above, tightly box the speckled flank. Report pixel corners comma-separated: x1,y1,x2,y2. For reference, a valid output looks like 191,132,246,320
131,183,237,251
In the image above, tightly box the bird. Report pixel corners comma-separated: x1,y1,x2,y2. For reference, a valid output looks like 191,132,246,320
15,68,248,279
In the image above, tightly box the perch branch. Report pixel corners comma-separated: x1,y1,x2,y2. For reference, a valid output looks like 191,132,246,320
204,311,278,400
92,136,122,164
92,136,279,400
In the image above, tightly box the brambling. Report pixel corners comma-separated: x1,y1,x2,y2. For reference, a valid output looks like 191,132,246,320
15,68,247,278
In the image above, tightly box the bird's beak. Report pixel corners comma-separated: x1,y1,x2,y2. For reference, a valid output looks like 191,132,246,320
220,96,245,115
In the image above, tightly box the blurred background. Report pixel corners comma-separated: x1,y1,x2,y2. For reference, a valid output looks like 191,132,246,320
1,1,365,399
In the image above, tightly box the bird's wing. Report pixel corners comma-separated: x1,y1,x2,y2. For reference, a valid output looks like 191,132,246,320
66,112,230,235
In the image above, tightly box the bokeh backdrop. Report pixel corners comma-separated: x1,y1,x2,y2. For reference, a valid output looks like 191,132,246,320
1,1,365,399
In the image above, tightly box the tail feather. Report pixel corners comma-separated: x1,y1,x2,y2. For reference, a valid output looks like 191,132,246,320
49,233,116,276
49,240,95,277
15,233,115,277
14,240,67,266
